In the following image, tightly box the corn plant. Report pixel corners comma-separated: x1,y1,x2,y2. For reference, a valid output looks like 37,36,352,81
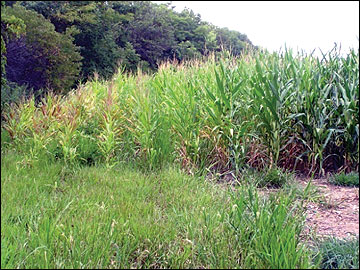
1,45,358,176
2,97,36,149
203,60,252,174
246,52,296,169
159,71,205,171
96,82,125,166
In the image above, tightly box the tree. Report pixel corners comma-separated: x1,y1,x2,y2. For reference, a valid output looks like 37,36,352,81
21,1,140,80
193,24,217,55
215,27,254,56
1,0,25,86
125,1,177,70
14,0,257,83
4,4,82,94
5,36,47,91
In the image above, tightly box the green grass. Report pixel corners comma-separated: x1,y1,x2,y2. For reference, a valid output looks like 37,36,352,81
0,151,226,268
257,167,292,188
314,236,359,269
228,185,315,269
2,150,322,269
329,171,359,187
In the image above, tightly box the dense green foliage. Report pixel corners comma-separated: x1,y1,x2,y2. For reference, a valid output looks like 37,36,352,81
4,5,82,94
0,0,25,86
1,1,255,101
0,81,35,114
2,47,358,177
1,2,358,269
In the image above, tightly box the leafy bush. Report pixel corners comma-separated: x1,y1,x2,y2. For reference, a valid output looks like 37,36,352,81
329,171,359,187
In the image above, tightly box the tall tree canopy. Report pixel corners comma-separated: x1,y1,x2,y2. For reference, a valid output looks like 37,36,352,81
4,4,82,93
1,0,25,86
1,0,256,103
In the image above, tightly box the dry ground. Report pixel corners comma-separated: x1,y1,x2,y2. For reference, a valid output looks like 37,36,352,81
299,177,359,240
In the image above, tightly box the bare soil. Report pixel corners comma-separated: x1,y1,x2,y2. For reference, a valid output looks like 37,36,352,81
299,177,359,240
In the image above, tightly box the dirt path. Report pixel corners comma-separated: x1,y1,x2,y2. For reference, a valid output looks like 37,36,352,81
299,177,359,240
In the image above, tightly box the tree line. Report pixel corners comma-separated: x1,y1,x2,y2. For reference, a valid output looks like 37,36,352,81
1,1,256,103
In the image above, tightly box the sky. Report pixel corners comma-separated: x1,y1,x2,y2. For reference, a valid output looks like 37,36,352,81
153,1,359,56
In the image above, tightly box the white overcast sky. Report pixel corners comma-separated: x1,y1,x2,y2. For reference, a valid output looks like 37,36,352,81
153,1,359,56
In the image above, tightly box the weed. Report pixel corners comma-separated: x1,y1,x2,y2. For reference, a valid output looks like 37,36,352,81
256,167,291,188
329,171,359,187
313,236,359,269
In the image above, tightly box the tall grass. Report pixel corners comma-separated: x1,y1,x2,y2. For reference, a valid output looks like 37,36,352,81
228,185,315,268
2,46,358,177
1,151,320,268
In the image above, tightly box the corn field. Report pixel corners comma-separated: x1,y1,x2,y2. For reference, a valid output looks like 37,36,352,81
2,46,359,177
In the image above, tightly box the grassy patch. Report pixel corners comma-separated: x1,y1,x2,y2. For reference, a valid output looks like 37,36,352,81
1,151,322,268
1,151,229,268
228,185,314,268
329,172,359,187
257,168,292,188
313,236,359,269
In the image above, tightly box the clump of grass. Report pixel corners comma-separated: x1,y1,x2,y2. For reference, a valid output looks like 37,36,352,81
283,179,324,203
256,167,291,188
313,236,359,269
329,171,359,187
228,185,316,269
1,129,11,150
